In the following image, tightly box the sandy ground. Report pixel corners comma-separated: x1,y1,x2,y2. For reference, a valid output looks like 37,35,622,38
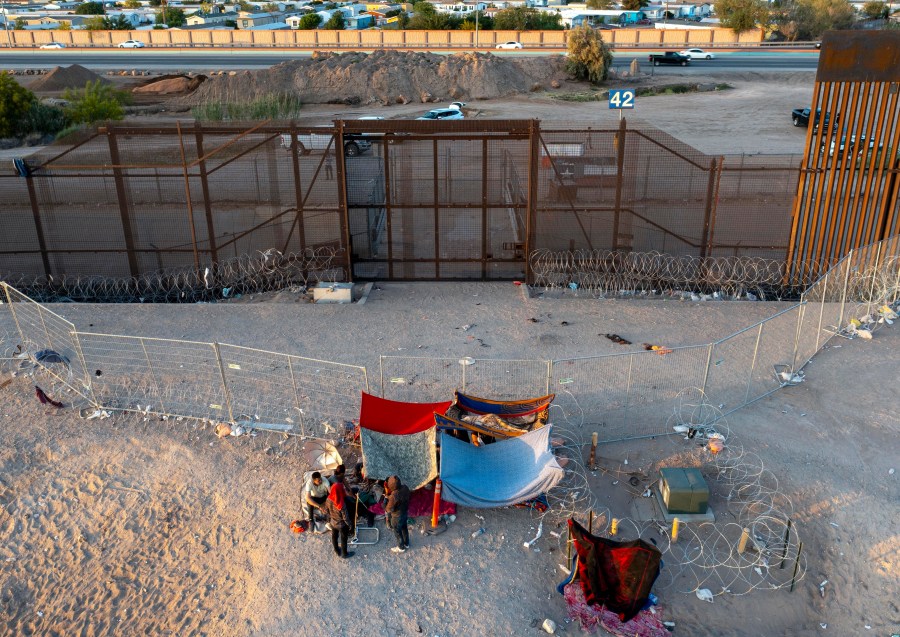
1,285,897,637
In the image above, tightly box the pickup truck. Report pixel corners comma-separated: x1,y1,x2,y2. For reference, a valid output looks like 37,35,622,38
280,129,372,156
791,108,836,131
648,51,690,66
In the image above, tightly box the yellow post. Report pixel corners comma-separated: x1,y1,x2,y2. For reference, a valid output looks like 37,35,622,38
738,527,750,553
610,518,619,536
588,431,598,468
671,517,680,542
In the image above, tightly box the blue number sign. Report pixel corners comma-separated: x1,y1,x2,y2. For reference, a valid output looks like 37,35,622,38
608,89,636,109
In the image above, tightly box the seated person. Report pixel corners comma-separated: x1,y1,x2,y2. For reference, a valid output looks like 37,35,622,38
345,462,378,527
303,471,330,522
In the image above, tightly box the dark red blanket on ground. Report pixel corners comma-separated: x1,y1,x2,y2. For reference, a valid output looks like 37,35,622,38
569,519,662,623
370,487,457,518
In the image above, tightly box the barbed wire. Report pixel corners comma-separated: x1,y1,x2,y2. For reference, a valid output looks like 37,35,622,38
545,388,805,600
529,249,829,301
0,247,344,304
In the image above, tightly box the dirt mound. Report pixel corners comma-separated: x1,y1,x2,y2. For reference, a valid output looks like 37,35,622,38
174,50,569,107
29,64,108,93
133,74,207,95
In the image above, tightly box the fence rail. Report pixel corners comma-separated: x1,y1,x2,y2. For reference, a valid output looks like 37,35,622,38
2,235,898,442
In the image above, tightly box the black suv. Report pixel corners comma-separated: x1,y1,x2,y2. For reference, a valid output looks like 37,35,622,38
791,108,835,130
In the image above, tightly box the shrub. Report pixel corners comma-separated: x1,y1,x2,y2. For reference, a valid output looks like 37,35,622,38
0,73,36,138
22,102,69,136
63,80,130,125
191,94,303,121
565,25,613,85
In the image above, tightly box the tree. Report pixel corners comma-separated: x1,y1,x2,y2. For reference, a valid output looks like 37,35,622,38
75,1,105,14
148,0,162,6
774,0,854,39
261,2,278,11
199,1,214,12
63,80,129,125
323,11,344,28
123,0,142,7
237,0,253,10
297,11,321,28
587,0,615,8
565,24,613,85
156,6,186,25
56,20,73,29
493,7,563,30
13,17,27,29
397,10,409,27
83,15,109,29
716,0,769,32
104,14,133,29
861,0,888,18
621,0,648,9
408,2,460,29
0,73,36,138
460,10,493,30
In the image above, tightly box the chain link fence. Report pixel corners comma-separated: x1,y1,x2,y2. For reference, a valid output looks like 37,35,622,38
1,236,897,442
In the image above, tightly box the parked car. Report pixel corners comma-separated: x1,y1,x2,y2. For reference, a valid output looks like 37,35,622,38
280,129,372,156
496,41,523,50
118,40,145,48
828,134,880,158
39,42,66,49
448,101,467,110
791,108,835,130
416,108,464,121
679,48,714,60
637,18,652,25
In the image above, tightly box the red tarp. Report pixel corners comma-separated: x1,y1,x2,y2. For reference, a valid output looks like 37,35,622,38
359,393,452,435
370,487,457,518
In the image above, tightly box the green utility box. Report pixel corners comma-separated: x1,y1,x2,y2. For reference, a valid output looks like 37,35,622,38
659,468,709,515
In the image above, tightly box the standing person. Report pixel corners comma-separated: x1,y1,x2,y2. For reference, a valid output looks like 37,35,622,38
324,152,334,181
384,475,411,554
303,471,330,523
325,482,355,559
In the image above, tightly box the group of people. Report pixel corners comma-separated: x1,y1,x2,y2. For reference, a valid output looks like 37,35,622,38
303,463,412,559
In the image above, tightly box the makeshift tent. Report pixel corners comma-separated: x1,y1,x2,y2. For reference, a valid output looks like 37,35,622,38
566,518,662,623
359,393,452,490
454,390,555,417
433,412,528,440
439,426,564,508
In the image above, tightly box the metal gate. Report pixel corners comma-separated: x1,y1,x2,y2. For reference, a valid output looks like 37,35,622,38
340,119,539,280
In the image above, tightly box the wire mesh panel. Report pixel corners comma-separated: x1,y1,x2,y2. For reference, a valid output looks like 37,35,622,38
76,332,174,416
379,356,462,402
2,283,90,395
460,358,550,400
746,305,803,402
623,345,712,437
550,354,633,441
217,344,302,434
0,300,22,365
282,353,368,440
704,326,763,415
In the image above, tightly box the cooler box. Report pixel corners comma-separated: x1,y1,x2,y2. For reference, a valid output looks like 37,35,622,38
659,467,709,515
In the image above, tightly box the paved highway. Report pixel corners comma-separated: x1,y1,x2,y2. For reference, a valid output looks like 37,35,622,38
0,49,819,72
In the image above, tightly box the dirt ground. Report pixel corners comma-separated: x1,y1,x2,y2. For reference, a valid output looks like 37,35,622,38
1,284,897,637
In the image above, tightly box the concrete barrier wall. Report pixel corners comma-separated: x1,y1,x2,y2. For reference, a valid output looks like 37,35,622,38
8,28,763,48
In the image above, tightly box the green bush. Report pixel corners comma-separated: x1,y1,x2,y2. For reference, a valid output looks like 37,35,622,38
63,80,131,125
565,25,613,85
191,94,303,121
22,102,68,136
0,74,37,138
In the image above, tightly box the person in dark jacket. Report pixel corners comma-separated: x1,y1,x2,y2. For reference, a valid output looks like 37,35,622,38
384,475,411,553
325,482,355,559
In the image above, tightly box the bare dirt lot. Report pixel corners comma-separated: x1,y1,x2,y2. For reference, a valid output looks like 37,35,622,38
1,284,897,637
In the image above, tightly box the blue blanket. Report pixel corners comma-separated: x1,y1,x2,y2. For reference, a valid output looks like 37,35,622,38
439,426,564,508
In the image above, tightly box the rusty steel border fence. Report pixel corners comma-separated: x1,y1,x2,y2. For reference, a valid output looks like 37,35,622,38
2,235,897,442
1,119,807,293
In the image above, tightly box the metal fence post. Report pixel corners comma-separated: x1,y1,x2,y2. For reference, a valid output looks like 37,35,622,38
212,342,235,423
70,330,98,406
286,357,306,437
379,355,385,397
1,283,25,347
623,354,634,427
700,342,713,397
545,360,552,395
461,360,467,392
814,272,828,353
139,336,168,415
362,365,370,395
837,250,853,330
744,323,764,405
867,241,883,309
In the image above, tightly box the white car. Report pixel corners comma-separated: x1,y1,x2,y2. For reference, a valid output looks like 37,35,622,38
448,101,467,110
496,41,524,50
118,40,146,48
40,42,66,49
679,48,714,60
416,108,465,121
